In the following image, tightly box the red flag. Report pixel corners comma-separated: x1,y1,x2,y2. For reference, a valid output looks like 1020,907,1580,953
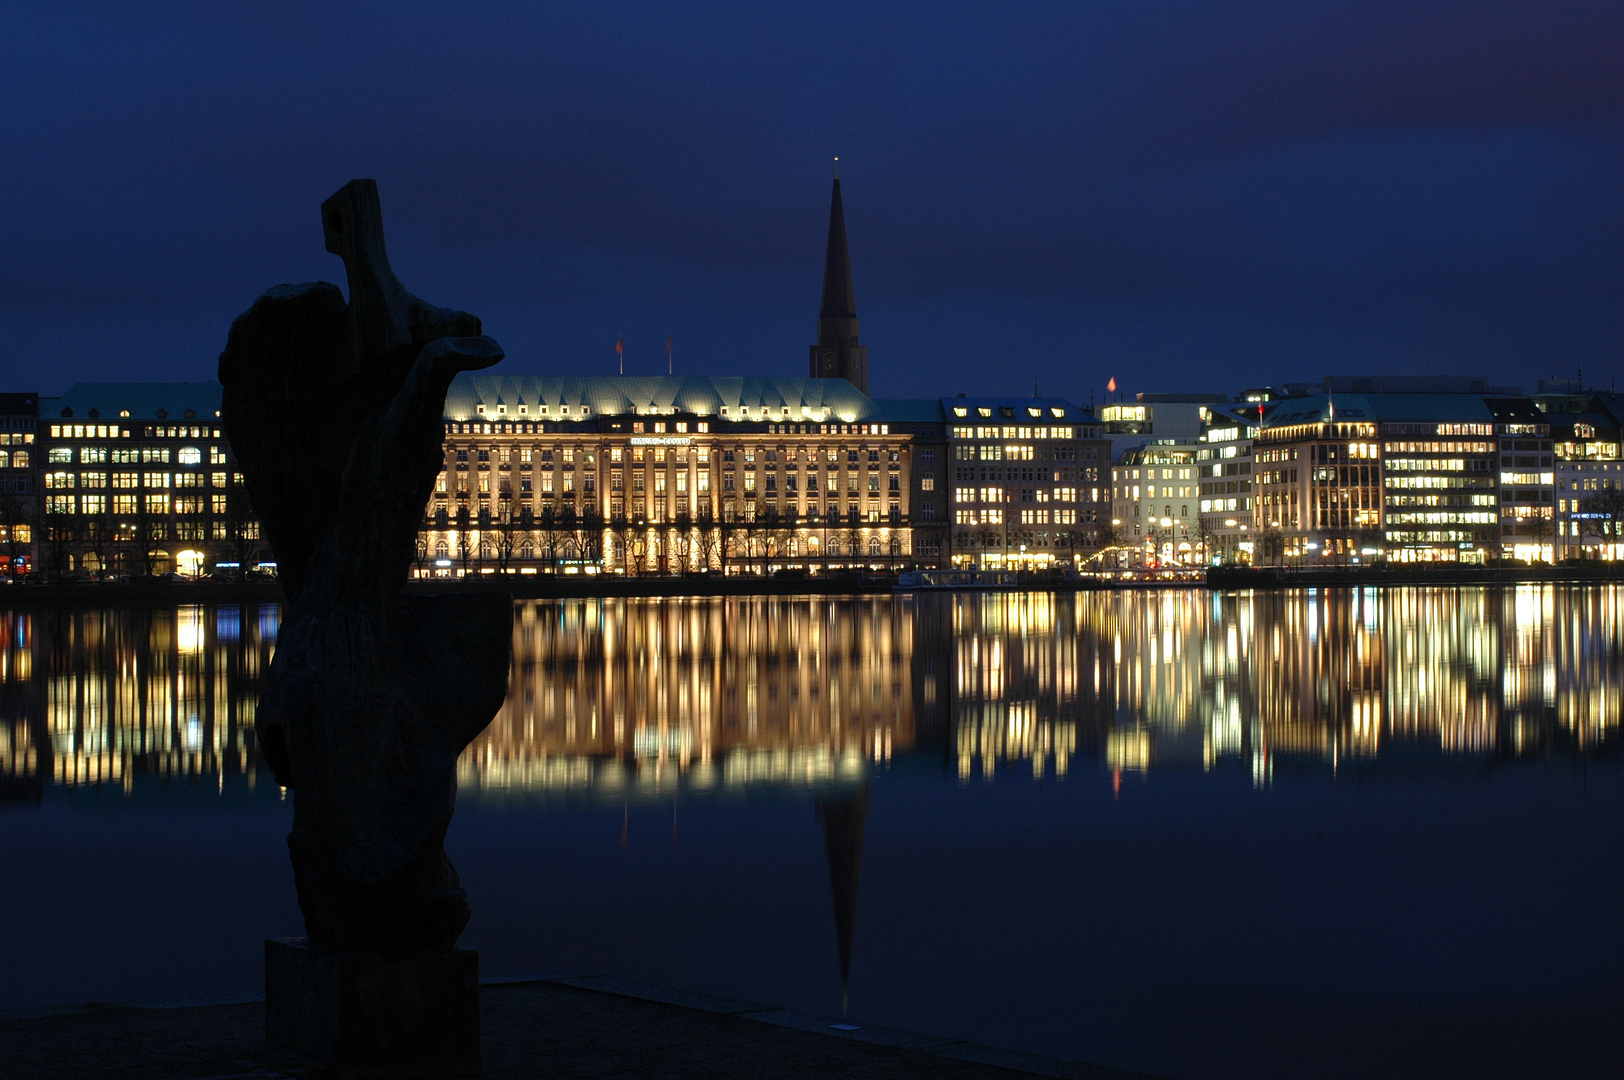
615,337,623,355
1107,376,1117,393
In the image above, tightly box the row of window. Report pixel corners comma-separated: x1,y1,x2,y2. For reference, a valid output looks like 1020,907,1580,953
45,495,229,515
45,444,227,465
43,471,237,489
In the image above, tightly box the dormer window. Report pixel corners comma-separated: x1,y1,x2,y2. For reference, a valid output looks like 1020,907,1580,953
999,407,1015,418
476,404,486,415
953,407,968,417
1050,407,1064,418
496,404,506,415
517,405,527,415
1027,407,1042,418
60,407,73,418
88,408,100,419
120,410,130,418
184,408,196,419
977,407,991,418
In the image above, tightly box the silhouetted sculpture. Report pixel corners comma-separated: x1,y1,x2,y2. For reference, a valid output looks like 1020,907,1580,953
218,179,511,1076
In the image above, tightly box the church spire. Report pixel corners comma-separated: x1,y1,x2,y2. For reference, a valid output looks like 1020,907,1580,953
810,166,868,393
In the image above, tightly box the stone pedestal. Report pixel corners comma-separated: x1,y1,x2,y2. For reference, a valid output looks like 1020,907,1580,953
265,937,480,1077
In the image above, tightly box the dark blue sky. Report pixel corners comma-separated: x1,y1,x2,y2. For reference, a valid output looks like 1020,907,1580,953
2,1,1621,403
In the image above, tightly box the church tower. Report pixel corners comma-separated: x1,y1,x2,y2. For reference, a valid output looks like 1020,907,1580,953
809,171,869,393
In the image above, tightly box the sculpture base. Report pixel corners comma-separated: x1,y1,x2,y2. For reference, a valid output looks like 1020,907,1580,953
265,938,479,1077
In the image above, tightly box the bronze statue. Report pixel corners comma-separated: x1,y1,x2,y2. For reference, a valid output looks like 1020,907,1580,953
219,179,511,1074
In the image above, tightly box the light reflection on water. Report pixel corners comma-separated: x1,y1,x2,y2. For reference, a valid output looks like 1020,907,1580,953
2,585,1619,803
4,588,1623,1079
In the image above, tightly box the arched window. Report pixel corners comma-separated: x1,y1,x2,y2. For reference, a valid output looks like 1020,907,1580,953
178,446,202,465
0,452,9,469
868,538,880,556
520,541,534,559
479,541,493,559
435,540,449,558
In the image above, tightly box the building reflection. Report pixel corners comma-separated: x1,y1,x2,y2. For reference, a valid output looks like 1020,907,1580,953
460,597,929,802
1052,585,1624,787
0,604,275,801
3,589,1621,803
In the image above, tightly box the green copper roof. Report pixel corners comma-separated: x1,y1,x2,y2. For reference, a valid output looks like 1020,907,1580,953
50,382,223,422
444,374,879,423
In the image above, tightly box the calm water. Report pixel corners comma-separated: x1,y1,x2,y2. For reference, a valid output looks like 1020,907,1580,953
2,588,1622,1080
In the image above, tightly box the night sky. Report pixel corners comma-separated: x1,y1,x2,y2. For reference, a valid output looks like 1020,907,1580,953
3,2,1621,404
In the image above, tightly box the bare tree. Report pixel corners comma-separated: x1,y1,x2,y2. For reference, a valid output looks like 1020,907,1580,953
672,510,694,573
628,527,650,576
42,517,77,581
1582,486,1624,565
493,504,517,575
577,503,604,566
455,507,474,577
536,504,559,570
82,509,114,580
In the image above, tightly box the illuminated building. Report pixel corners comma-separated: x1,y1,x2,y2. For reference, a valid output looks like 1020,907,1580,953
36,384,258,578
1196,407,1257,563
1488,398,1555,563
1251,393,1544,564
1096,392,1226,460
943,397,1109,569
428,377,930,574
0,392,39,577
1533,390,1624,561
1111,442,1202,565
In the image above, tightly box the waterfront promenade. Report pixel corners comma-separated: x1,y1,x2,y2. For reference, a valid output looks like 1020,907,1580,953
1,975,1157,1080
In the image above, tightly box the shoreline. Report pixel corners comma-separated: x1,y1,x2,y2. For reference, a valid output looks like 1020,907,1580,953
0,565,1617,607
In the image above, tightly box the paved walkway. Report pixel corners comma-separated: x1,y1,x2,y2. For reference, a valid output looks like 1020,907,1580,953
1,975,1165,1080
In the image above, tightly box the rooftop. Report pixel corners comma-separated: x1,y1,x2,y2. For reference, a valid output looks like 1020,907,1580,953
446,375,879,423
49,383,222,422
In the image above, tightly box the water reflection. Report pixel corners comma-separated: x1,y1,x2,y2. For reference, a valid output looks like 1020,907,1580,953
2,587,1620,804
0,604,277,801
464,597,928,802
